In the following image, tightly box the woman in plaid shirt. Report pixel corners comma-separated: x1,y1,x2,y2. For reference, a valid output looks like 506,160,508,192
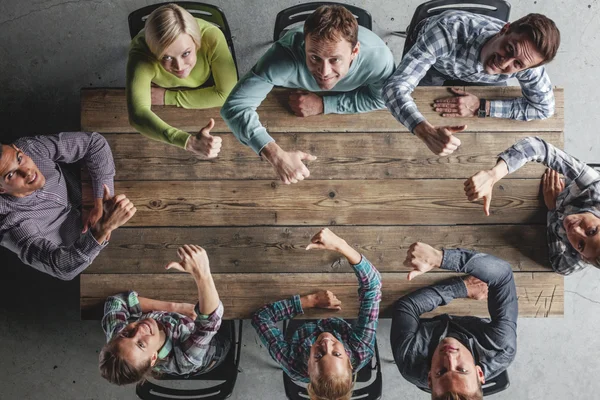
252,228,382,400
465,136,600,275
99,245,229,385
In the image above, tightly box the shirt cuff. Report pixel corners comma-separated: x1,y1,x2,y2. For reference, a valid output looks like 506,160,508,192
194,301,224,327
440,249,462,273
164,89,179,107
84,229,109,251
446,277,469,299
489,99,511,118
323,95,338,114
407,115,426,134
292,294,304,315
168,129,192,149
254,135,276,155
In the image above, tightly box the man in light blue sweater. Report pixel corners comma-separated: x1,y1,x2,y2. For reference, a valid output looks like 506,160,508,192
221,5,395,184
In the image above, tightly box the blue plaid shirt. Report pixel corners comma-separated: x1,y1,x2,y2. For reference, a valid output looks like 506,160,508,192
384,10,555,132
498,137,600,275
251,256,381,382
102,291,227,376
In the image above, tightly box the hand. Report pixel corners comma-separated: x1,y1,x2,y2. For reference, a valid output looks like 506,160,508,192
185,118,222,159
302,290,342,310
165,245,211,278
261,142,317,184
83,198,103,234
414,122,465,156
288,91,324,117
151,86,166,106
542,168,564,210
404,242,443,280
433,88,479,117
91,184,137,242
174,302,198,319
463,276,489,301
306,228,347,252
464,170,497,216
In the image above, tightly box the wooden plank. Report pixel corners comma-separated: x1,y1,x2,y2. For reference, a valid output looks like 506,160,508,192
86,131,563,181
85,225,550,274
83,179,545,227
80,272,564,319
80,87,564,133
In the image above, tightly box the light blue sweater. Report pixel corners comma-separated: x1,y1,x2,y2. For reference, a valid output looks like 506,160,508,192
221,26,395,154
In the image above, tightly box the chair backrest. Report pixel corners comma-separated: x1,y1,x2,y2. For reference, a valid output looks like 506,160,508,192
128,2,238,77
282,320,382,400
402,0,511,56
417,369,510,396
135,320,243,400
273,2,372,42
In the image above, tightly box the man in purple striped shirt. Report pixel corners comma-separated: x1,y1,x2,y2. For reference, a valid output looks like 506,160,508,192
0,132,135,280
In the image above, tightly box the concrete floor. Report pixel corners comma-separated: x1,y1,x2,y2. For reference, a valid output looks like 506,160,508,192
1,0,600,399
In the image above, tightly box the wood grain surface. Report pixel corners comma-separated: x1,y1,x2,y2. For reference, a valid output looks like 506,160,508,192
83,131,563,181
80,272,563,320
81,87,564,133
85,225,549,274
82,179,546,227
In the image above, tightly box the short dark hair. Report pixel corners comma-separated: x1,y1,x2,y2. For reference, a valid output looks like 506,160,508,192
99,338,153,386
432,383,483,400
304,5,359,48
508,13,560,64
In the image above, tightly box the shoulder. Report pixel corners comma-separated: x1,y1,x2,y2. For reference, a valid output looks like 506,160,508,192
197,18,227,46
426,10,503,38
356,27,393,61
253,31,301,83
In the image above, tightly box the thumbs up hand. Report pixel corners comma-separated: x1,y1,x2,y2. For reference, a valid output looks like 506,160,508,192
414,122,465,156
186,118,222,159
404,242,443,281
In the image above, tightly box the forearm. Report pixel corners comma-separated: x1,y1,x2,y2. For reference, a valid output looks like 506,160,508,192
84,133,116,198
220,71,275,154
192,270,220,315
489,97,554,121
323,85,386,114
128,106,191,148
18,231,104,280
165,85,229,109
137,297,178,313
497,137,593,182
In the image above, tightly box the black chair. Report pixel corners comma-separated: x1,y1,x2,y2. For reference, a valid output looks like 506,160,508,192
128,2,238,78
136,320,243,400
417,369,510,396
392,0,511,57
273,2,372,42
282,319,382,400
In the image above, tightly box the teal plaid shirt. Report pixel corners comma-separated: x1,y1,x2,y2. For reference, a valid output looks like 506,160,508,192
102,291,226,375
251,256,382,382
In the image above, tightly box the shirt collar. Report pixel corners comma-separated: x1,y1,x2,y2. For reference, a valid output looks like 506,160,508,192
473,31,497,73
157,337,172,360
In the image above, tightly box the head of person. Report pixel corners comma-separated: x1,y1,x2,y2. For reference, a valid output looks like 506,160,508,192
303,5,360,90
144,3,201,79
428,337,484,400
480,13,560,75
306,332,354,400
0,142,45,197
563,212,600,267
99,318,164,385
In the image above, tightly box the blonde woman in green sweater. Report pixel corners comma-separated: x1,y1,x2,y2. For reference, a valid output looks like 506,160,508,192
127,4,237,157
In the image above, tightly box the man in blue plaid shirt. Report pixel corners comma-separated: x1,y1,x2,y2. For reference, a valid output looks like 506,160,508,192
384,11,560,156
252,228,381,400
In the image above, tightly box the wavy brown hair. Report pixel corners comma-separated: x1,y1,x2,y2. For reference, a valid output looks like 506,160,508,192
98,337,153,386
507,13,560,65
304,5,359,47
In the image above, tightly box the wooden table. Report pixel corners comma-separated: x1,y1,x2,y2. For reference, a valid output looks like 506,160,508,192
79,86,565,320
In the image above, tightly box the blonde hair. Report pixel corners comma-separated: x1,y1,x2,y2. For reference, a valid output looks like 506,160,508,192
307,369,354,400
144,4,201,59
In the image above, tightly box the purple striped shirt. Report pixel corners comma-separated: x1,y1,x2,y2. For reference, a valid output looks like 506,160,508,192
0,132,115,280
